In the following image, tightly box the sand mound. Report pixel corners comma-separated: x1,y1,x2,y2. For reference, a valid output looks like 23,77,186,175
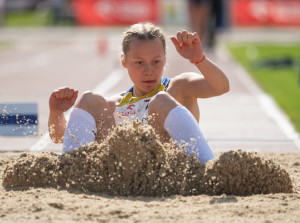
2,122,296,196
205,150,296,195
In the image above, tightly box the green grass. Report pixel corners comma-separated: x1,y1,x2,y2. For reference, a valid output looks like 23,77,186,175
4,10,51,26
227,43,300,134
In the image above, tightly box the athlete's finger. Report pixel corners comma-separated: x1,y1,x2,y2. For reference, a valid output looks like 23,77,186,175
171,36,181,52
176,32,183,45
60,88,69,99
182,30,188,44
60,87,70,99
70,90,79,104
191,32,200,44
51,91,59,98
59,89,66,99
187,34,193,48
57,86,69,91
63,88,70,99
67,89,74,100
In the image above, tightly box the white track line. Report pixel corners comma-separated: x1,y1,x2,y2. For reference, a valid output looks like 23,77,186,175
217,45,300,151
30,68,123,152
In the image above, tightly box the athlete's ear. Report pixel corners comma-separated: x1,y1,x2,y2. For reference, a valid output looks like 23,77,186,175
121,55,127,68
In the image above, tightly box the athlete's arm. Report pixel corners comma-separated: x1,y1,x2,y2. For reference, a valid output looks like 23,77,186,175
48,87,78,143
170,31,229,98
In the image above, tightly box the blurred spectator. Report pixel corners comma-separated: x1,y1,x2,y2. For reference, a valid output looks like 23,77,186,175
4,0,46,11
51,0,63,24
50,0,74,25
207,0,225,48
188,0,212,47
188,0,226,49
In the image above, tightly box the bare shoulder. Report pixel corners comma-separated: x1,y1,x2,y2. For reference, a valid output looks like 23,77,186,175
105,92,124,113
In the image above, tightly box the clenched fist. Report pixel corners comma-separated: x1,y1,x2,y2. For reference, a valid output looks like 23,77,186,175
49,87,78,115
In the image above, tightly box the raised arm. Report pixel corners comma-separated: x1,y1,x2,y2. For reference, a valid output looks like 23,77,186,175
48,87,78,143
171,31,229,98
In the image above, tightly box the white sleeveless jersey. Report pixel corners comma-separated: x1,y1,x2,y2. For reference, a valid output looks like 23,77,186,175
114,77,171,125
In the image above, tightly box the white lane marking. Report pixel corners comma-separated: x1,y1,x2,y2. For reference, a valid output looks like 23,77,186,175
30,68,124,151
93,69,124,95
217,45,300,151
258,93,298,140
30,133,53,151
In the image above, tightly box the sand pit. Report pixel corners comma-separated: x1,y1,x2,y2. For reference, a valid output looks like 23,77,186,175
1,123,299,222
0,127,300,223
2,123,296,196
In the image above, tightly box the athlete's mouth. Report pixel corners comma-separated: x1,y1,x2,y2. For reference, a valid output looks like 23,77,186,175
142,80,156,83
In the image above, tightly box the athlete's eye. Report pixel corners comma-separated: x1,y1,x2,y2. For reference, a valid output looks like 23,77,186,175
154,60,161,64
135,61,142,65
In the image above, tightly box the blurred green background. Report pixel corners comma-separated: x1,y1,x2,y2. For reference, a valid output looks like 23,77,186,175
227,43,300,133
0,0,76,26
3,10,52,26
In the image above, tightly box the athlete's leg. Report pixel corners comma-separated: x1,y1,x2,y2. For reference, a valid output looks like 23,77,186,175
148,92,179,142
148,91,215,163
188,0,212,46
75,91,115,142
63,91,115,153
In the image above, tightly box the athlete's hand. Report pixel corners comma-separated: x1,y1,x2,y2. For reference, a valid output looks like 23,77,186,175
49,87,78,115
171,31,204,62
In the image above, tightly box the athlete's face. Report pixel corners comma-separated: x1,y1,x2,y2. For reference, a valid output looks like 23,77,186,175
122,38,166,96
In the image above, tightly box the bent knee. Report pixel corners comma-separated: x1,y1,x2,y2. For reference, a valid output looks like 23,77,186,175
149,92,179,114
76,91,107,110
150,91,171,106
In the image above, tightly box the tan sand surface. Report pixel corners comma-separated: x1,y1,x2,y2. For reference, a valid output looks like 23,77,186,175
1,152,300,223
1,124,299,222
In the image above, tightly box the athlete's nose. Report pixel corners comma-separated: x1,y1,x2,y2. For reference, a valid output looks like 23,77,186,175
143,64,153,76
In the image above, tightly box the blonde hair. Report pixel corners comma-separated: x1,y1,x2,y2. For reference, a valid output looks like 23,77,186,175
122,23,166,56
